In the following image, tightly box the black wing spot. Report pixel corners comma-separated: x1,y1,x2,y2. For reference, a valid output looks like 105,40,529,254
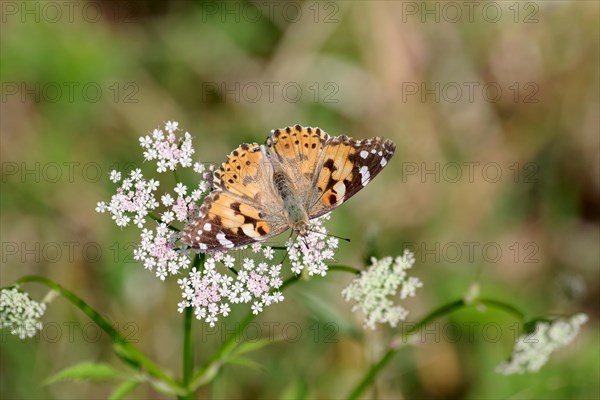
231,202,241,213
286,127,291,133
295,124,302,131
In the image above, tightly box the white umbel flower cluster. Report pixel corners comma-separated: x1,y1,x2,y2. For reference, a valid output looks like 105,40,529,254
139,120,194,172
287,213,338,277
97,122,212,281
342,250,422,330
0,288,46,339
496,313,588,375
177,245,284,327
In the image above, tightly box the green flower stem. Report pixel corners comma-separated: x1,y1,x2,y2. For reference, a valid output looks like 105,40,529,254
346,298,526,399
14,275,181,393
188,270,307,390
477,297,526,320
180,306,193,399
189,312,255,391
180,254,202,399
328,264,361,274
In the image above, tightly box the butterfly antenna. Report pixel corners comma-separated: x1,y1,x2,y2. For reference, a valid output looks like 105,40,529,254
303,227,351,243
276,229,296,265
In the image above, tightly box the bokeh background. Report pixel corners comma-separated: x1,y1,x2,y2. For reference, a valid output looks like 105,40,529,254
1,1,599,399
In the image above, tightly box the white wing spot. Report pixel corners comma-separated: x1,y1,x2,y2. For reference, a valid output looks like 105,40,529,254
203,223,212,231
371,149,377,154
360,165,370,185
333,180,346,197
380,158,387,167
360,150,369,159
241,223,260,238
199,243,207,250
378,151,383,156
216,232,234,248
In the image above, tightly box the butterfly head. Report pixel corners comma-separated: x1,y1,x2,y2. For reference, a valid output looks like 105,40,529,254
292,220,309,237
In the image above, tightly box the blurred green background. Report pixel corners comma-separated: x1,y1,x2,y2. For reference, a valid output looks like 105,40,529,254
1,1,598,399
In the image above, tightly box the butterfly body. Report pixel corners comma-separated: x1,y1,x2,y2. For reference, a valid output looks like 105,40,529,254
182,125,396,252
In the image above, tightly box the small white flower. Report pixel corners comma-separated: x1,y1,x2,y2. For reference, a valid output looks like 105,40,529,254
161,211,175,224
223,255,235,268
174,183,187,197
263,246,274,260
193,162,205,174
251,301,263,315
110,170,121,183
165,121,179,132
161,193,174,206
130,168,143,181
1,288,46,340
496,313,588,375
95,202,107,213
342,250,422,330
139,135,152,148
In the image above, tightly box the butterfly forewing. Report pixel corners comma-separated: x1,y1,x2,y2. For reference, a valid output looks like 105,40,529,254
266,125,329,197
307,135,396,219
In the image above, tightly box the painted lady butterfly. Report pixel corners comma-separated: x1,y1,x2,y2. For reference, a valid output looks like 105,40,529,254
182,125,396,252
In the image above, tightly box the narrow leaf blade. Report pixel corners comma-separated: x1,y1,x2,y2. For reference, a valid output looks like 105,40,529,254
44,362,120,385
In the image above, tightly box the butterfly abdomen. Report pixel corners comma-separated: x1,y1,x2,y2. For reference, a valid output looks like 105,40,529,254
273,170,308,227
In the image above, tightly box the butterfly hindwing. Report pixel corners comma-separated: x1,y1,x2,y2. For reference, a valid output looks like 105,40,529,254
307,135,396,218
182,191,287,252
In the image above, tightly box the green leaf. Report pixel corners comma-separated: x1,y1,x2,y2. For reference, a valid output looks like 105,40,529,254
44,362,120,385
298,291,358,338
226,356,263,370
109,380,140,400
189,362,221,391
229,338,274,358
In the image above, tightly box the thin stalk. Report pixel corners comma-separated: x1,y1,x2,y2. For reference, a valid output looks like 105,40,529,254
346,298,526,399
188,264,368,389
328,264,361,275
181,253,203,399
180,306,193,399
14,275,181,391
